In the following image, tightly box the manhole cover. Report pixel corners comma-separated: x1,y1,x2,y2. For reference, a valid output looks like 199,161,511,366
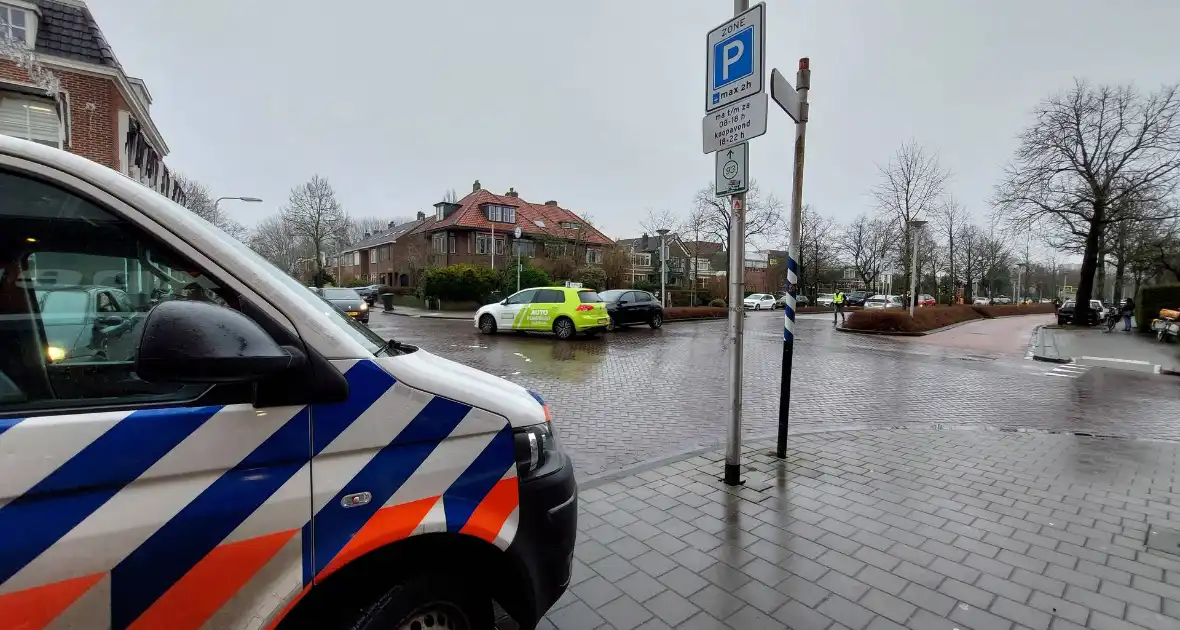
1146,525,1180,556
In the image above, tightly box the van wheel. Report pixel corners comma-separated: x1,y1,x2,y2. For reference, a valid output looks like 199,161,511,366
478,315,497,334
351,572,492,630
649,313,663,329
553,317,575,340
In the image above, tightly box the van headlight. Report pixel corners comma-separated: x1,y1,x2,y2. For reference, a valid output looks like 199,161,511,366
514,423,560,480
360,302,368,310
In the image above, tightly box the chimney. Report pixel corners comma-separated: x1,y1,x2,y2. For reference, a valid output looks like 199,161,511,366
473,179,481,192
506,187,519,198
387,220,396,228
417,211,425,220
544,200,557,206
363,232,371,239
642,233,649,250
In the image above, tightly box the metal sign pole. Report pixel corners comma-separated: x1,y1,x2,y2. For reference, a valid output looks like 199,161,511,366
776,59,809,459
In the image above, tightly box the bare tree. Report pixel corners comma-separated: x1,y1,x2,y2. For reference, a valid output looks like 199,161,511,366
995,80,1180,322
797,205,838,299
343,215,412,248
873,141,950,291
679,207,715,304
280,175,347,287
932,197,967,298
841,214,896,287
693,180,783,246
443,188,459,203
174,174,248,240
248,215,308,276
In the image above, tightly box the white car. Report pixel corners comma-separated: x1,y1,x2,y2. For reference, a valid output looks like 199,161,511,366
865,294,903,309
743,293,777,310
816,293,834,307
972,296,992,306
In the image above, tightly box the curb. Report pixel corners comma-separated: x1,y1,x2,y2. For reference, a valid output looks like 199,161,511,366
380,310,471,320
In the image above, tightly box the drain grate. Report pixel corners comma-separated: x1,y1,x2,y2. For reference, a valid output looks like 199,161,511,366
1146,525,1180,556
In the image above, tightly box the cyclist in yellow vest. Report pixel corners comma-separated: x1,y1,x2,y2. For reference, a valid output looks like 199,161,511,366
833,289,846,326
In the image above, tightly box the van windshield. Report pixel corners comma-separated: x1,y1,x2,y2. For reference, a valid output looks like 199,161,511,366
203,222,386,353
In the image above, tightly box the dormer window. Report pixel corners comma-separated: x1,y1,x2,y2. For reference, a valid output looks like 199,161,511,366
0,5,30,46
560,221,580,230
484,204,516,224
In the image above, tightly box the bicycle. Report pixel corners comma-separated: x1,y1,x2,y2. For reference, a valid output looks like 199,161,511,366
1102,308,1120,332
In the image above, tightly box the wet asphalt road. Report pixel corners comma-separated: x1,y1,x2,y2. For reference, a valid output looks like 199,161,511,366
370,312,1180,477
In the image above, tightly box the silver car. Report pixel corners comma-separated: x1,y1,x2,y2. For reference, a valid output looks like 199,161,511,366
864,294,903,309
317,287,369,324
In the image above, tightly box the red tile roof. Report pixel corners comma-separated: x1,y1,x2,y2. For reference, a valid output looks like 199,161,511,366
421,189,613,245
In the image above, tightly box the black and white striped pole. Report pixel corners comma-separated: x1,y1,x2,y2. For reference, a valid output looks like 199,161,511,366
771,58,810,459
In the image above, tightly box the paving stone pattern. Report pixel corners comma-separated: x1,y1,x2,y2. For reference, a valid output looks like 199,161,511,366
537,429,1180,630
374,315,1180,477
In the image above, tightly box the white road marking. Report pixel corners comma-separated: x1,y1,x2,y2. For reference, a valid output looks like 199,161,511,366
1080,356,1153,365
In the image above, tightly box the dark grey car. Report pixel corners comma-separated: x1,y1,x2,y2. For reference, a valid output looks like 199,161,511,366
319,287,369,324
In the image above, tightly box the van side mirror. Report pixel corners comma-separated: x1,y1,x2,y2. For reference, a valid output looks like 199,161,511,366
136,300,300,383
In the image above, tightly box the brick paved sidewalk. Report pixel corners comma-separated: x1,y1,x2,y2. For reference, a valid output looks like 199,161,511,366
541,429,1180,630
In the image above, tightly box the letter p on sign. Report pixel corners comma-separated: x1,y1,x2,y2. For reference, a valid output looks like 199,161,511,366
712,26,754,90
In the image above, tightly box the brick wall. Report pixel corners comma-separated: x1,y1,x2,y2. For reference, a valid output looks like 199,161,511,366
0,59,121,169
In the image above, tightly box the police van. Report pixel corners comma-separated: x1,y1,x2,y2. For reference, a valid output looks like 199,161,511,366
0,135,576,629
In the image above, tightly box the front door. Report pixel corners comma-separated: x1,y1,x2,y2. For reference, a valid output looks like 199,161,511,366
499,289,537,330
0,167,312,629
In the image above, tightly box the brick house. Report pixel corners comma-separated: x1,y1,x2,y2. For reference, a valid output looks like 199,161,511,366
0,0,182,201
420,181,612,272
330,181,612,287
616,234,723,288
329,214,433,286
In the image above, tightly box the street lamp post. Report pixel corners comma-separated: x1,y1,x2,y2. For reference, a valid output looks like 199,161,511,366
657,228,670,305
214,196,263,211
908,220,928,316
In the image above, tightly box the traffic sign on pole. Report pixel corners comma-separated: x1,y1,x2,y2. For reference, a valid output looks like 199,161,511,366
715,142,748,197
770,68,803,123
705,3,765,112
702,93,767,154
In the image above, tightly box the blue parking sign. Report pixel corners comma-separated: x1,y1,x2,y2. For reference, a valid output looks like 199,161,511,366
713,27,753,91
705,3,764,112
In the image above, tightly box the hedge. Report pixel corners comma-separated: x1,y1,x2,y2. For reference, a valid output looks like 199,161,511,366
1136,284,1180,332
422,264,501,303
845,303,1055,333
665,306,727,321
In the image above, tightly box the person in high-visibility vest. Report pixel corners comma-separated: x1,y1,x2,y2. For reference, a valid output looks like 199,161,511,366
833,289,846,326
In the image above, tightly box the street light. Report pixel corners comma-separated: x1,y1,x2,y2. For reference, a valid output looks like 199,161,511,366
656,228,670,306
908,219,928,316
214,196,263,211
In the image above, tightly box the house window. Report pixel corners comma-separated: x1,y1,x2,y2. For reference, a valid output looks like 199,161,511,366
483,204,516,224
631,253,651,267
474,233,505,255
369,248,378,264
433,233,446,254
586,248,603,264
513,240,536,258
448,235,456,254
435,206,444,220
544,243,568,258
0,6,29,45
560,221,580,230
0,95,60,148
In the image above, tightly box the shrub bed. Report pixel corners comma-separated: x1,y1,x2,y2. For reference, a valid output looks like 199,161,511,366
846,303,1057,333
665,306,727,321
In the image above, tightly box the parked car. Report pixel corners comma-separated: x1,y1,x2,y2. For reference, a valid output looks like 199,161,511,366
318,287,369,324
475,286,610,339
993,296,1012,305
865,294,904,309
816,293,835,307
37,286,142,363
355,283,383,305
773,292,808,308
972,296,992,306
917,294,936,307
743,293,777,310
598,289,664,330
1057,299,1103,326
844,291,870,307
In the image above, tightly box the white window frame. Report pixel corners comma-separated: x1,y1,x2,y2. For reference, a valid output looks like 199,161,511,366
0,92,63,149
432,233,446,254
0,5,33,47
476,233,491,255
586,248,603,265
631,253,651,267
435,206,444,220
514,240,536,258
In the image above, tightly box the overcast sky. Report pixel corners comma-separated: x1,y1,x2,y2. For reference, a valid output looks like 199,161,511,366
90,0,1180,245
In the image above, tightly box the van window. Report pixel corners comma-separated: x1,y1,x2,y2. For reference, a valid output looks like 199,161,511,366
0,170,240,411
